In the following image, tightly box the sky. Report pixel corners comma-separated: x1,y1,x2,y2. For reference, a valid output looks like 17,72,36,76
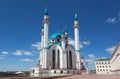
0,0,120,71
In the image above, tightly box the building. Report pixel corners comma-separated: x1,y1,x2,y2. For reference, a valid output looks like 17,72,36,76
95,41,120,75
30,8,83,77
95,58,111,74
110,41,120,74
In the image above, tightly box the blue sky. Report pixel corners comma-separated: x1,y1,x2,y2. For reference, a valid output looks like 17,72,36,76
0,0,120,71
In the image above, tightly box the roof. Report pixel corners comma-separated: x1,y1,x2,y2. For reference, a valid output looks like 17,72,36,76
50,33,62,40
95,58,110,61
15,71,25,74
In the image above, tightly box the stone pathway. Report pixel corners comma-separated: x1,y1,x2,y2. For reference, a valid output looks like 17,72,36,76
0,75,120,79
54,74,120,79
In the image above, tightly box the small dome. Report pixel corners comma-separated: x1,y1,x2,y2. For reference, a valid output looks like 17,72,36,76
50,33,62,40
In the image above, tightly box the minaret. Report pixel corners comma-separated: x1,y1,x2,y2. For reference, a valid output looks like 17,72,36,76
73,13,81,70
62,26,68,50
41,25,44,48
42,7,50,69
43,7,50,48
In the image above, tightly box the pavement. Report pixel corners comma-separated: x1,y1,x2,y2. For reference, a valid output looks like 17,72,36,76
54,74,120,79
0,74,120,79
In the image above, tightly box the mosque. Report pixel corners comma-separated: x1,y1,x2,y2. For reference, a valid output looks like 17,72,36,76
30,8,85,77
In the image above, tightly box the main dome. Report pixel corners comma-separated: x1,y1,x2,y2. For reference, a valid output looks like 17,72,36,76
50,33,62,40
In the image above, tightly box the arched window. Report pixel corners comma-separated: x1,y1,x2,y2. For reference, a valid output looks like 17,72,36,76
69,51,72,68
57,49,60,68
52,50,55,69
67,51,72,69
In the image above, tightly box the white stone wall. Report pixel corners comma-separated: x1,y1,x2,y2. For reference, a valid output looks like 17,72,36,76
95,61,111,74
110,42,120,74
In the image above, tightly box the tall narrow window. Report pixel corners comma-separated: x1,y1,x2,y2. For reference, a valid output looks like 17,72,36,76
57,49,60,68
52,50,55,69
67,51,72,69
67,50,69,69
69,51,72,69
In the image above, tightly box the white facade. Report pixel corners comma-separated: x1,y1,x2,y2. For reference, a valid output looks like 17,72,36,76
95,41,120,75
95,59,112,74
30,8,82,77
110,41,120,74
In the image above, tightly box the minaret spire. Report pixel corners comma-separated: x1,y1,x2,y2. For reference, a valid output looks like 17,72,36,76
74,13,78,20
73,13,81,70
44,6,48,15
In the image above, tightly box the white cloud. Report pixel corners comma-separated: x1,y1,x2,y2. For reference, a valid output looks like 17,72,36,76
20,58,34,62
68,37,83,48
83,41,90,46
105,17,117,24
13,50,23,56
13,50,34,56
105,46,116,54
31,42,41,50
23,51,34,56
88,54,95,59
2,51,8,55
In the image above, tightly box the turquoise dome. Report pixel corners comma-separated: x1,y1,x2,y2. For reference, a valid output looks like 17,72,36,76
50,33,62,40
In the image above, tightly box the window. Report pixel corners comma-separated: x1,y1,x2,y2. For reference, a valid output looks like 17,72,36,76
103,66,104,68
100,69,102,71
106,66,107,68
100,66,101,68
61,71,63,74
103,69,105,71
67,51,72,69
67,71,69,74
52,50,55,69
106,69,108,71
57,49,60,68
32,69,35,73
97,66,99,68
57,39,60,42
109,66,111,68
98,69,99,71
54,71,56,74
102,62,103,64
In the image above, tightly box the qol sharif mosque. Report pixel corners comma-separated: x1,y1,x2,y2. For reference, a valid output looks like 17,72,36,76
30,8,85,77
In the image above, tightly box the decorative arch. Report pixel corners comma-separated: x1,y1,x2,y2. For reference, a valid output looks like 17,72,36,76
48,44,63,69
66,44,76,69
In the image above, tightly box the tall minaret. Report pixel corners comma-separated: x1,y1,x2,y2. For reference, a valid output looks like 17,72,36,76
42,7,50,69
73,13,81,70
41,25,44,48
43,7,50,48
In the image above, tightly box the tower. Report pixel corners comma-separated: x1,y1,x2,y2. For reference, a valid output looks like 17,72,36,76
73,13,81,70
41,25,44,48
61,26,68,50
43,7,50,48
41,7,50,69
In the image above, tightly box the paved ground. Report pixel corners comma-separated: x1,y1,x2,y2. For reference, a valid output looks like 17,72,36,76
0,75,120,79
54,75,120,79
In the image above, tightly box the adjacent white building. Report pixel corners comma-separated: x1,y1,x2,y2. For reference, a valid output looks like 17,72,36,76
95,41,120,75
110,41,120,74
95,58,111,74
30,8,83,77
